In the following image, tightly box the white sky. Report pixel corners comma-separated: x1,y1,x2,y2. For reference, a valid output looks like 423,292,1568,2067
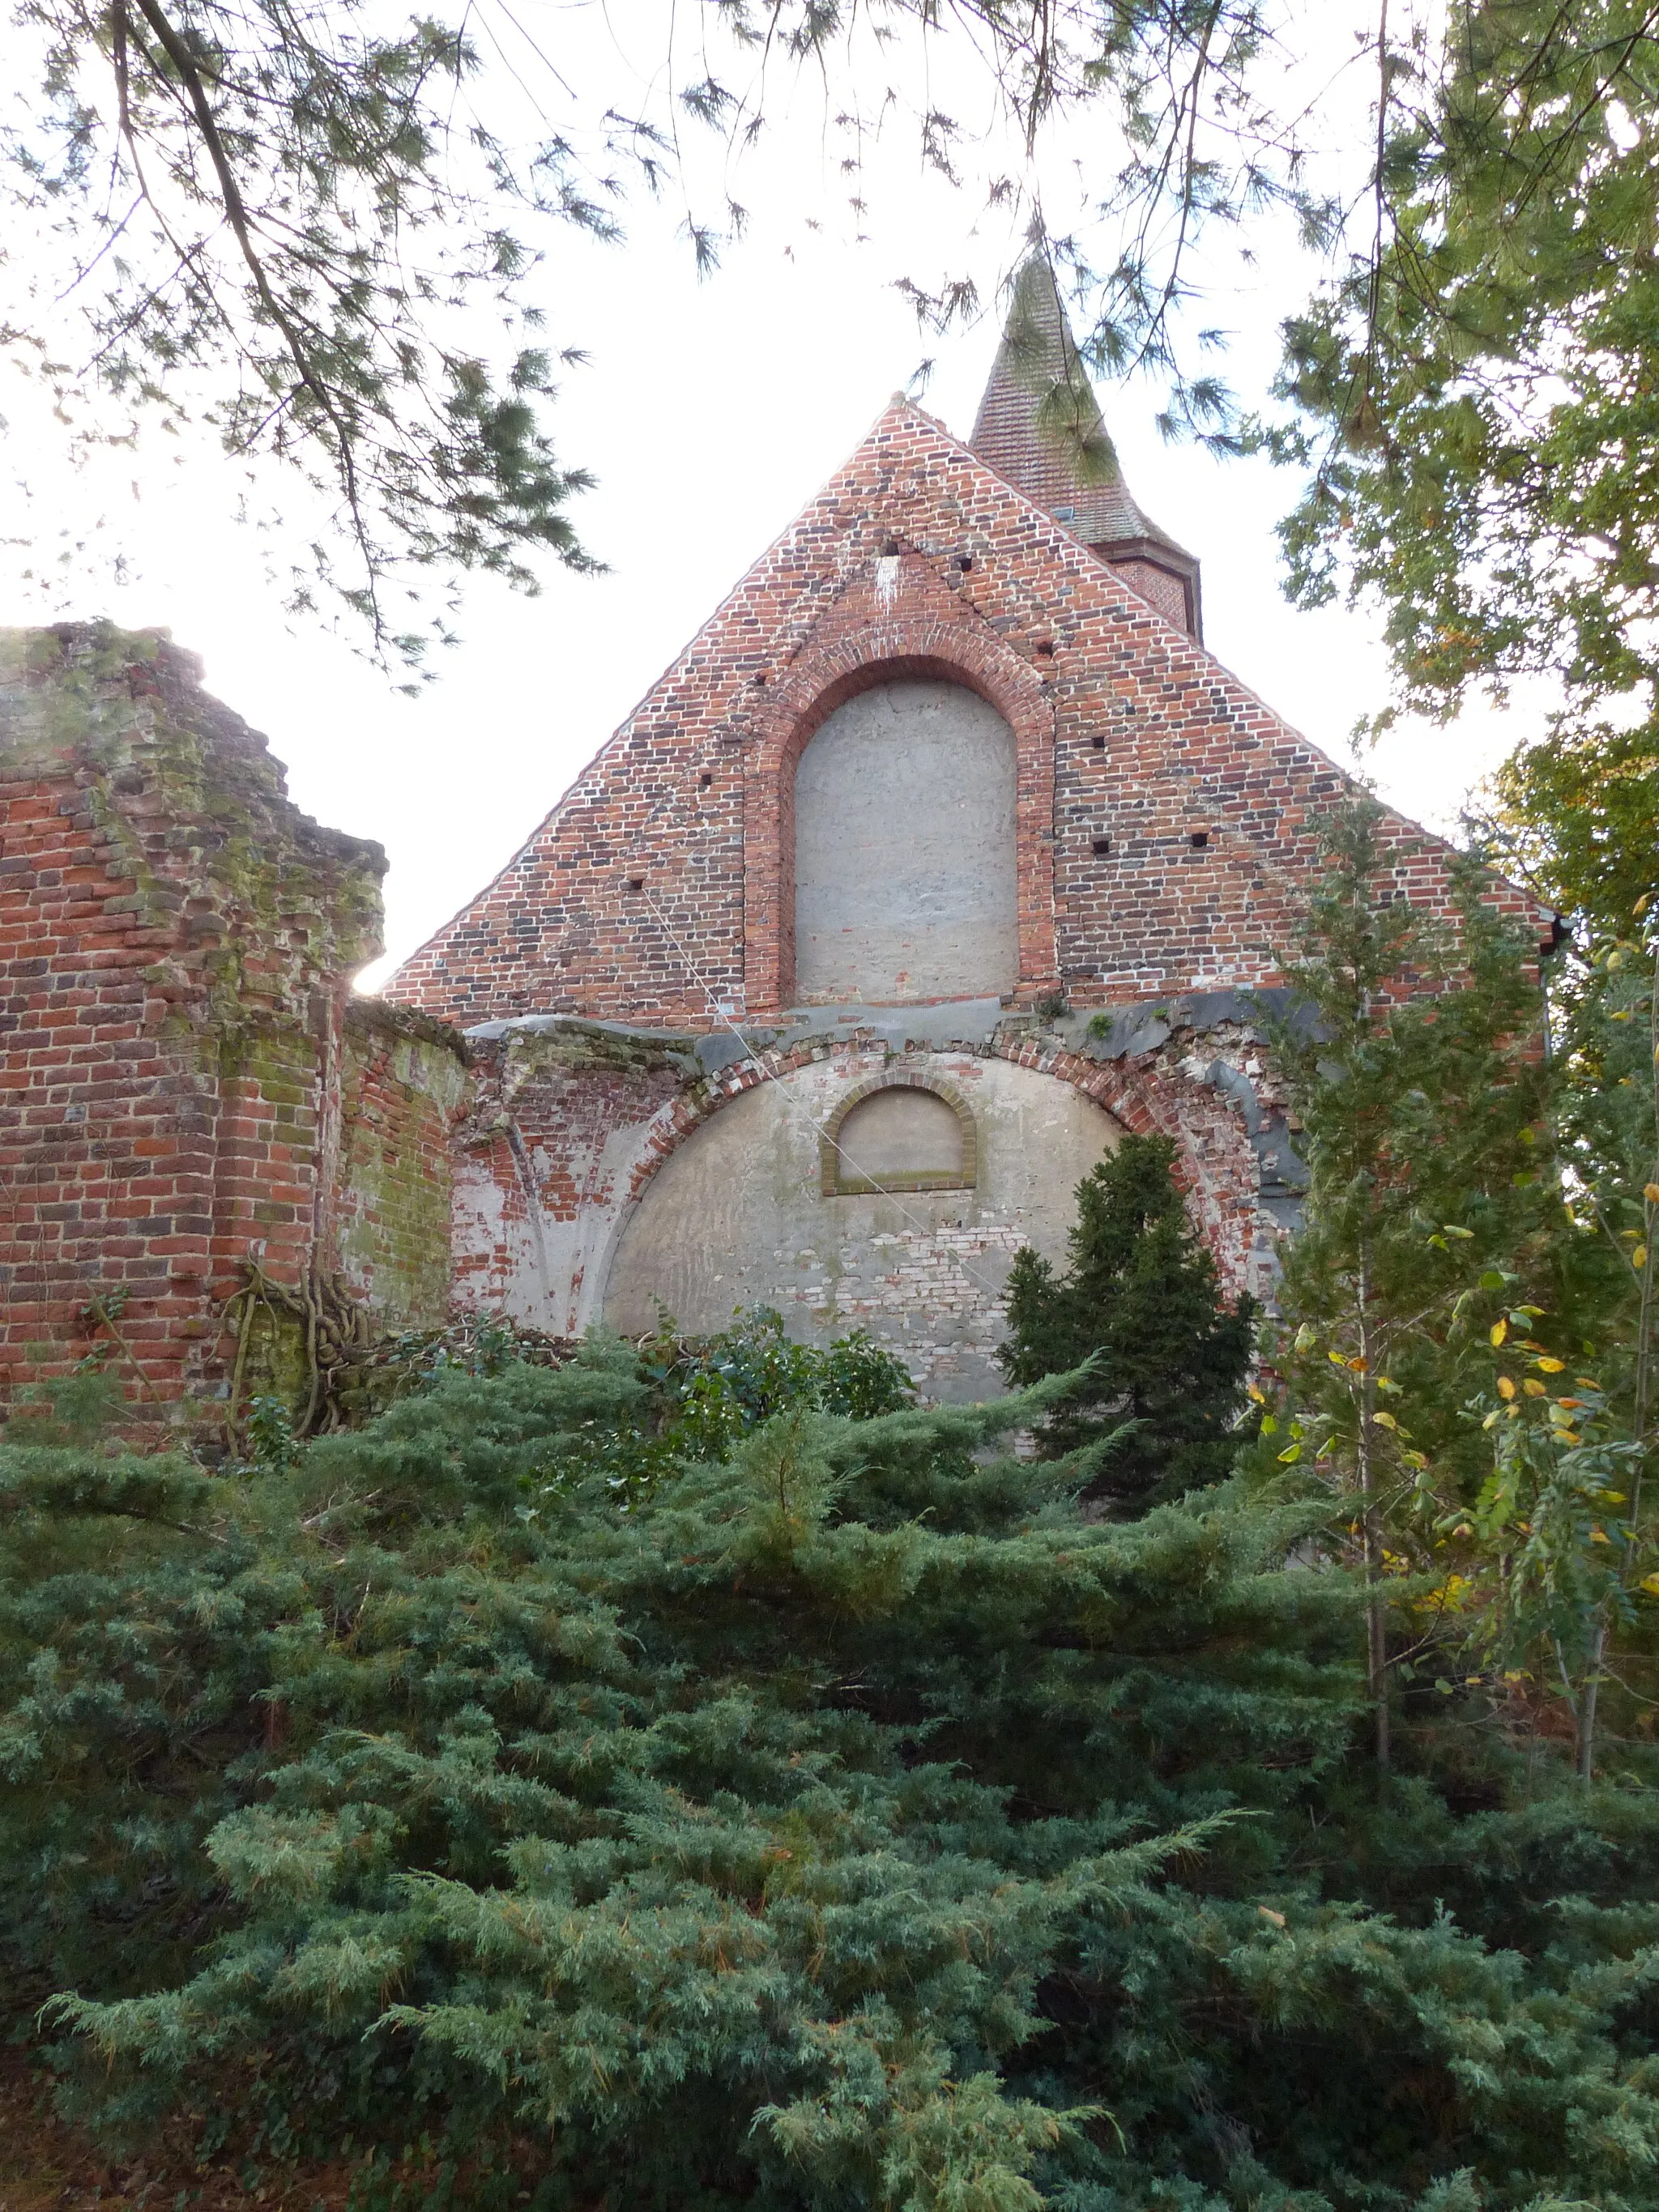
0,0,1533,992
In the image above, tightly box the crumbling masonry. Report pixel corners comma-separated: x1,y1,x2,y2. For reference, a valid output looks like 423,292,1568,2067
0,262,1551,1422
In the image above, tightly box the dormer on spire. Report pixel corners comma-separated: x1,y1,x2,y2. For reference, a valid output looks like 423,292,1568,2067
969,255,1202,640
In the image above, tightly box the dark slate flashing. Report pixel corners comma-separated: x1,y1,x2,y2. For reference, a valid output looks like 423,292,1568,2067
773,998,1012,1056
462,999,1015,1075
1201,1055,1262,1136
451,995,1315,1251
463,1012,701,1050
695,1030,780,1076
1064,986,1324,1063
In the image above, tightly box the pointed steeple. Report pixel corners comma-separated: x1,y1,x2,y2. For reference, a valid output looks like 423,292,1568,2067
969,256,1202,639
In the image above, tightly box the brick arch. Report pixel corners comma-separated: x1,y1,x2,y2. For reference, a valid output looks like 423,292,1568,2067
991,1035,1264,1298
740,607,1060,1016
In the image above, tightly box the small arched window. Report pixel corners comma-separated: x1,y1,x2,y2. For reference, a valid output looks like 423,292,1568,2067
821,1076,978,1196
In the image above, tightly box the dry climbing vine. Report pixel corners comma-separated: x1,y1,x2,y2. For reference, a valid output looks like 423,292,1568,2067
222,1262,374,1446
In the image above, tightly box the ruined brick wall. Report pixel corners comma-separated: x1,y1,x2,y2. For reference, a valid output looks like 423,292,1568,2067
0,624,387,1419
334,1000,474,1330
443,997,1305,1388
450,1021,695,1335
385,395,1548,1032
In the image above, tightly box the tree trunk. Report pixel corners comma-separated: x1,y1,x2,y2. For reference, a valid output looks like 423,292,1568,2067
1357,1253,1390,1771
1577,1619,1605,1785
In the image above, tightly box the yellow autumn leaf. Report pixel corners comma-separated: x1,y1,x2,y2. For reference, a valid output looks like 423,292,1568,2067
1646,1183,1659,1204
1592,1528,1611,1545
1247,1383,1265,1404
1491,1319,1508,1346
1277,1443,1303,1464
1635,1245,1649,1268
1371,1410,1398,1430
1496,1375,1516,1400
1535,1357,1565,1373
1643,1574,1659,1597
1523,1379,1547,1396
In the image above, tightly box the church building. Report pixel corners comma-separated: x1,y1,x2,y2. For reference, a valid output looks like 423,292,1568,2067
0,262,1547,1419
377,260,1543,1399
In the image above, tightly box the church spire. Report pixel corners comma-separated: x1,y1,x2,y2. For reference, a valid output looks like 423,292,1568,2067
968,255,1202,639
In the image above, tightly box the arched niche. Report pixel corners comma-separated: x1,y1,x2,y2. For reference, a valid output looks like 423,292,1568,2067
821,1075,976,1195
792,679,1018,1004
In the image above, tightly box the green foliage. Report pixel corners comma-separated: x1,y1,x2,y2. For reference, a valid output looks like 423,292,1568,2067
6,1312,1659,2207
6,0,615,675
245,1392,299,1475
1268,3,1659,943
1252,797,1659,1779
0,0,1295,667
653,1306,919,1449
1000,1132,1255,1506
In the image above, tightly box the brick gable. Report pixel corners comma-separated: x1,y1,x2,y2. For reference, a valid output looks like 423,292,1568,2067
385,395,1547,1029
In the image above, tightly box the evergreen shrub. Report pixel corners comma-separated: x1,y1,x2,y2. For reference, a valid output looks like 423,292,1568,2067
1000,1132,1256,1505
2,1321,1657,2210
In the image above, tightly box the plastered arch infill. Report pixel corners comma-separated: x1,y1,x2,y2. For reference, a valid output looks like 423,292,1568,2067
739,571,1060,1016
576,1030,1265,1333
818,1071,979,1196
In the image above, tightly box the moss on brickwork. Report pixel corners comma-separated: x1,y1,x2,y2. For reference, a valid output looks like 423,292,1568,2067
2,623,385,1000
335,1140,454,1328
0,624,398,1420
497,1022,698,1106
1,624,159,768
236,1299,313,1420
335,1003,472,1329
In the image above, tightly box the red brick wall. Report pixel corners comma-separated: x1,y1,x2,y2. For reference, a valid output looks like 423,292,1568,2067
385,395,1550,1031
334,1000,474,1328
0,624,386,1422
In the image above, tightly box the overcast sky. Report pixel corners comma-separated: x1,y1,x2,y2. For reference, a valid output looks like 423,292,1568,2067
0,0,1529,991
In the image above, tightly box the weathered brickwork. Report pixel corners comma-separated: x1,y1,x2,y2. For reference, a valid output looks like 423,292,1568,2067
0,268,1559,1421
385,395,1547,1032
439,1003,1297,1392
372,310,1550,1383
0,624,476,1422
335,999,474,1329
450,1021,694,1333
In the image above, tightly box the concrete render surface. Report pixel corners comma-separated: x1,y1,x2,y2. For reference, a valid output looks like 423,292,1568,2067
792,680,1019,1005
603,1051,1123,1400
